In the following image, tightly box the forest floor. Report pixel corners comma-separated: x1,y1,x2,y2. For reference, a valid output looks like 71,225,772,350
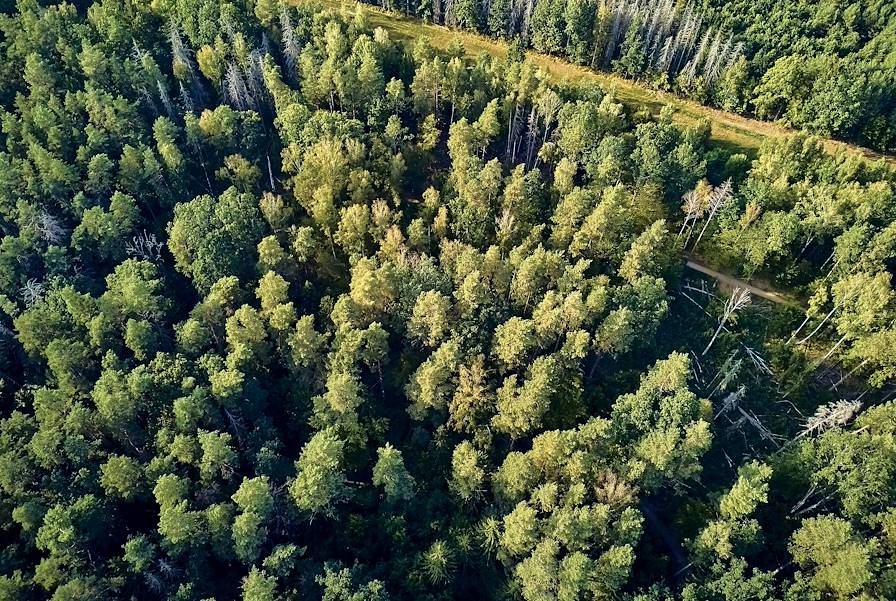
295,0,896,165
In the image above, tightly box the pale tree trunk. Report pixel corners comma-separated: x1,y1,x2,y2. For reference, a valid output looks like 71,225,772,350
829,359,869,390
533,118,551,168
795,235,814,261
693,210,716,249
702,317,728,356
683,220,698,249
521,0,535,41
787,312,814,344
267,155,275,191
525,107,538,166
819,334,848,363
703,288,750,356
797,306,837,345
588,353,601,379
512,106,526,162
505,103,518,156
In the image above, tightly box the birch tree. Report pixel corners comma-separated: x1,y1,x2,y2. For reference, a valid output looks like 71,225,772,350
702,287,750,356
692,178,733,250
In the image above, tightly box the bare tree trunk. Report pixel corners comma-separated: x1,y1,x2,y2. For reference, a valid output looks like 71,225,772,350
267,155,275,191
702,317,728,356
819,334,848,363
829,359,869,390
641,499,690,584
525,106,538,166
511,110,523,163
788,312,814,344
702,288,750,356
541,118,552,145
194,147,214,194
506,103,518,156
798,306,837,345
795,235,814,261
521,0,535,41
533,119,551,168
683,220,698,249
588,354,600,379
693,210,716,249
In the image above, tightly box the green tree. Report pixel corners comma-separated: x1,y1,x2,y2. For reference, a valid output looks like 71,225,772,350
449,440,485,501
243,567,277,601
372,443,416,502
610,352,711,488
291,429,347,516
408,290,452,348
232,477,274,563
613,22,647,79
563,0,595,65
789,516,874,599
168,187,266,293
530,0,566,55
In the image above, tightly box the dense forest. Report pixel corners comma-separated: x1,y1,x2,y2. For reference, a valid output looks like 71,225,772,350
0,1,895,601
367,0,896,153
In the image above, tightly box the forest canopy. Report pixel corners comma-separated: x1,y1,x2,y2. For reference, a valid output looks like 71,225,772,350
0,1,895,601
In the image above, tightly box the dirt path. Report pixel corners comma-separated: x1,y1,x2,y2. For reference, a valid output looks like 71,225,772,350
685,259,804,309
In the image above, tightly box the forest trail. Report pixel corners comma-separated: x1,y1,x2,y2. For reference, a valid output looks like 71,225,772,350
685,258,804,309
295,0,895,165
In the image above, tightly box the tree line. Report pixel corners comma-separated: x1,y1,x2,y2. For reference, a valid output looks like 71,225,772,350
369,0,896,153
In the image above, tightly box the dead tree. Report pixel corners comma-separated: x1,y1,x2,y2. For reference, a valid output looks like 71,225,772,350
700,30,725,85
692,178,733,249
714,385,745,419
794,283,860,346
179,81,196,114
678,189,703,242
20,279,46,307
743,345,773,376
533,90,562,166
708,353,743,397
735,406,783,447
280,7,301,80
31,211,67,244
702,286,751,356
682,28,711,84
169,22,196,79
157,80,175,119
819,333,849,364
796,399,862,439
246,49,268,109
126,231,165,263
829,359,870,390
224,62,253,110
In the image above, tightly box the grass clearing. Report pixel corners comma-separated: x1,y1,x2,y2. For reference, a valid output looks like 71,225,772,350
294,0,895,165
